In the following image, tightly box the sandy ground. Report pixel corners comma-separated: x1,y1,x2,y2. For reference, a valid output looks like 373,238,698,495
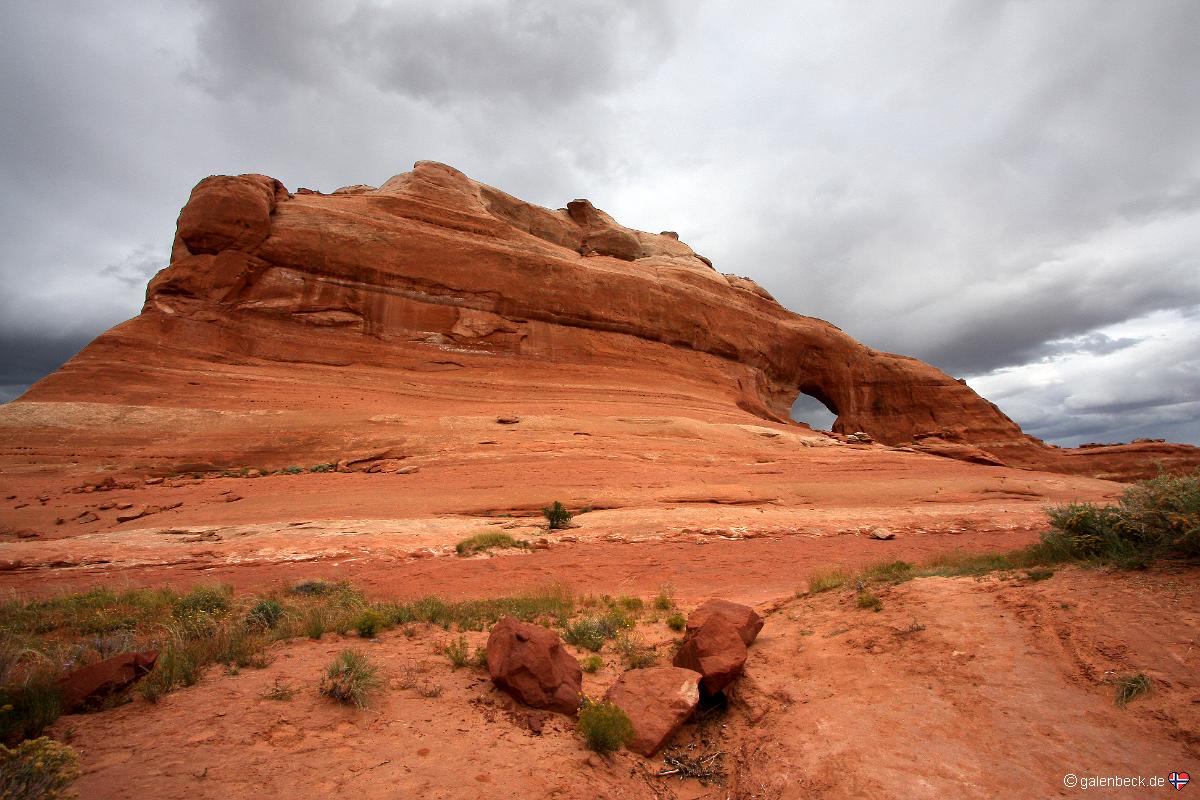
47,565,1197,800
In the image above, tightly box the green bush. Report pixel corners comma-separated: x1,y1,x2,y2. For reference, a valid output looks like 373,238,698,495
1043,470,1200,565
247,599,284,629
171,584,232,618
665,612,686,631
0,667,61,744
319,650,383,708
652,584,675,611
577,699,634,753
581,654,603,673
443,636,470,669
541,501,572,530
0,737,79,800
455,532,529,557
355,609,384,639
805,568,848,594
290,579,334,596
304,609,326,640
856,590,882,612
310,463,335,473
563,611,633,652
614,634,656,669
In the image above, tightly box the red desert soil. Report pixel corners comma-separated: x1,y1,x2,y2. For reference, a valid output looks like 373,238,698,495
2,162,1197,798
47,566,1197,800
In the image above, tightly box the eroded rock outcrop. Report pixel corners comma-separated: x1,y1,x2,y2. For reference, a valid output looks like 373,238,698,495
7,160,1199,479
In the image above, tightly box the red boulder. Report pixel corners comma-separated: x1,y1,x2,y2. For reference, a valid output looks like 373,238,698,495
686,599,764,646
58,650,158,712
486,617,581,715
672,616,747,694
604,666,701,756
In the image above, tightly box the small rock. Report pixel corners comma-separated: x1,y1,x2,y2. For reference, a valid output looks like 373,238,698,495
532,538,551,550
144,477,163,485
55,517,65,525
868,528,896,540
98,501,116,511
116,506,148,523
115,501,133,510
496,416,521,424
224,494,243,503
395,465,420,475
76,511,99,524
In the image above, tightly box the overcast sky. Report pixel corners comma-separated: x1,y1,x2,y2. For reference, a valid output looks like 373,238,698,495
2,1,1197,445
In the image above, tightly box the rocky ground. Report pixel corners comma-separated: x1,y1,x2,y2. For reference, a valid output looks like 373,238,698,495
42,564,1197,800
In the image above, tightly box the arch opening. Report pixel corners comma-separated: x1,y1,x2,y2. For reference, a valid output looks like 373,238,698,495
789,389,838,432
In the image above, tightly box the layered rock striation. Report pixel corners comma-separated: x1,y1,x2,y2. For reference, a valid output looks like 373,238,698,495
7,161,1199,480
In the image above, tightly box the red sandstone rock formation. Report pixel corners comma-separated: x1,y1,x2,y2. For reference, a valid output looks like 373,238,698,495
7,161,1199,480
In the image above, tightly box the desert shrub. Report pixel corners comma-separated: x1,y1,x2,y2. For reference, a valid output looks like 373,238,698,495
652,584,675,611
1043,470,1200,565
171,584,232,619
856,591,882,612
246,599,284,629
443,636,470,669
0,737,79,799
614,634,656,669
581,655,604,673
304,609,327,640
615,596,644,613
472,646,488,668
563,611,633,652
319,650,383,708
862,560,915,584
805,568,849,594
665,612,686,631
281,466,304,475
262,679,297,701
455,532,529,557
0,664,61,745
355,609,384,639
577,699,633,753
541,501,572,530
310,463,335,473
1111,673,1152,707
290,579,334,596
1025,568,1054,581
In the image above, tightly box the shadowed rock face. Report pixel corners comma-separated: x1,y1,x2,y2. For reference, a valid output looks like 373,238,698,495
10,161,1200,480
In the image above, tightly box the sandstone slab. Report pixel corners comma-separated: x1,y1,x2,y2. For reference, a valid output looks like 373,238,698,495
604,666,701,756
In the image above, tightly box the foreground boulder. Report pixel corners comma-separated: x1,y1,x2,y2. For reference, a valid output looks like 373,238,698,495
57,650,158,712
672,616,748,694
604,667,701,756
486,617,582,715
685,599,764,646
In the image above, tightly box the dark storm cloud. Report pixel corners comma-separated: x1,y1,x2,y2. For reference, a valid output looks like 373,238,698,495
1,1,1197,446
